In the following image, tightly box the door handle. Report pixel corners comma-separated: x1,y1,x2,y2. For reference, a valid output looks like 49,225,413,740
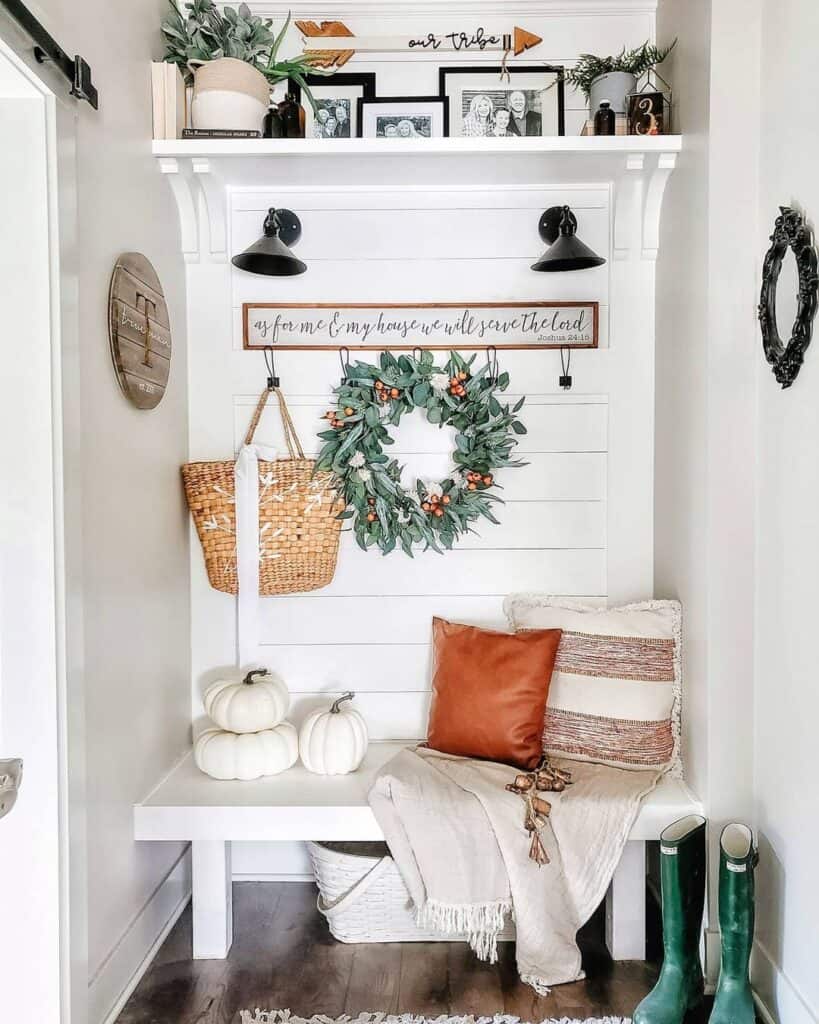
0,759,23,821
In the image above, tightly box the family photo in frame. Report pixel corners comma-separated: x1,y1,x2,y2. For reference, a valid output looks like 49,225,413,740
358,95,448,139
292,73,376,140
306,65,567,140
440,66,565,138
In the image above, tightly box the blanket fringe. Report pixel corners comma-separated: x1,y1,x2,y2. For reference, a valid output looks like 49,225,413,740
416,898,513,963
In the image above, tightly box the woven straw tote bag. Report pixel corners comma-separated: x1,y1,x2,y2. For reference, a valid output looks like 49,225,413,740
182,386,343,595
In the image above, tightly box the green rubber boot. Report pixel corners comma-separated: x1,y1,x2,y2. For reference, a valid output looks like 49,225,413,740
633,815,707,1024
709,823,757,1024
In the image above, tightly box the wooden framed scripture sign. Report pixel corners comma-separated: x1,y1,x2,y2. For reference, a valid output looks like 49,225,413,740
242,301,598,351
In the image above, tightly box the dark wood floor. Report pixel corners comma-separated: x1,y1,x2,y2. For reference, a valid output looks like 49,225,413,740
117,881,702,1024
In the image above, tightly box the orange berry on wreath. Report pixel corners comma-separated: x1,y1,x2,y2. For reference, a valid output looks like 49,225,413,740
483,475,492,485
390,388,400,398
367,512,377,522
367,497,375,506
433,507,444,518
344,407,354,416
468,482,477,491
442,495,451,505
422,502,431,512
458,371,468,381
375,380,383,390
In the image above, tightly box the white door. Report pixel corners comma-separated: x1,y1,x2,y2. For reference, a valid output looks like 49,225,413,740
0,39,82,1024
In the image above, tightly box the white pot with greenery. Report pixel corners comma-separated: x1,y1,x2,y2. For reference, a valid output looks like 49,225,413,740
162,0,325,132
567,40,676,117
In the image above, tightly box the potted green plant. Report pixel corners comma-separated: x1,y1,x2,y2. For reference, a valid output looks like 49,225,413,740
566,39,676,117
161,0,327,133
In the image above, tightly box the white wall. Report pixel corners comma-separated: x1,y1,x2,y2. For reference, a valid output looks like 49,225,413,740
183,2,667,881
0,60,63,1024
656,0,760,975
656,0,819,1018
9,2,192,1021
752,2,819,1020
654,0,712,807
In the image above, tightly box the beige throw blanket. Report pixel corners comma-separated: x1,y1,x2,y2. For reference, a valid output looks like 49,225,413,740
369,747,660,993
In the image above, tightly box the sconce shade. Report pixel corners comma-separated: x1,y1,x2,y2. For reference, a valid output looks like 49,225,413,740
231,207,306,276
531,205,606,272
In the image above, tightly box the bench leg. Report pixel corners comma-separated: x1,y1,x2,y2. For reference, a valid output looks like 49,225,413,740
605,839,646,960
192,840,233,959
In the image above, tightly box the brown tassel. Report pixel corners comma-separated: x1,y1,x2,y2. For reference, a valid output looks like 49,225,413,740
506,757,572,866
528,829,550,866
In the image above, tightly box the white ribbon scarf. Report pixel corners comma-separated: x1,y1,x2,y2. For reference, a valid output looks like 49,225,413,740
234,441,278,667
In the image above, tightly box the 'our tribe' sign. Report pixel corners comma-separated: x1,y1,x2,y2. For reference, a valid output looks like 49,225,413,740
297,21,543,68
242,302,599,351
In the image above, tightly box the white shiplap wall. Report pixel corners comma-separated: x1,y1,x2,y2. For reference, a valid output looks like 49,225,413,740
186,1,659,878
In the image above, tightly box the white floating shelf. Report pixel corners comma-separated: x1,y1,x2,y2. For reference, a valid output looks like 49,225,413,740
153,135,681,263
152,135,682,159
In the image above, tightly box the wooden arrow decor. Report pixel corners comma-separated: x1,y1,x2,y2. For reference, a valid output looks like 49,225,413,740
296,20,355,68
296,21,543,69
513,26,543,56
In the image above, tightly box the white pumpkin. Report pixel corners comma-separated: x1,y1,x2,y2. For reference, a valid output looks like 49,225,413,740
204,668,289,734
299,692,368,775
194,721,298,781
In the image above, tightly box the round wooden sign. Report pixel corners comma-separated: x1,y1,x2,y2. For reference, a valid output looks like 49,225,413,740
108,252,172,409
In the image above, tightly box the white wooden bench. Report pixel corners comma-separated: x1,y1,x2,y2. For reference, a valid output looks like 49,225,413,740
134,741,702,961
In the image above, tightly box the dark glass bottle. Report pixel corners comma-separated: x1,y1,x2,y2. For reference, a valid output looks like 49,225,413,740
594,100,615,136
263,105,283,138
278,93,305,139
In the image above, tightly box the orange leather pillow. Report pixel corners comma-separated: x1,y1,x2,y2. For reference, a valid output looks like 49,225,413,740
426,617,562,770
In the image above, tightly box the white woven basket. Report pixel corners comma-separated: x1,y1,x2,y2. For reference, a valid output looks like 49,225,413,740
307,841,516,944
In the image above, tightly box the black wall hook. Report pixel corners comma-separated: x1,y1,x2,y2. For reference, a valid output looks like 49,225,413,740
338,346,352,384
263,349,279,389
487,345,499,384
559,346,572,390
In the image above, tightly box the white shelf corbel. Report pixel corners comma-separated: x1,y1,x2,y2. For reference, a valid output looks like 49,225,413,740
642,152,678,261
191,158,228,261
158,157,199,263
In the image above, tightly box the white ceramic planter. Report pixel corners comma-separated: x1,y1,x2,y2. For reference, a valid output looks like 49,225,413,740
589,71,637,116
191,57,269,132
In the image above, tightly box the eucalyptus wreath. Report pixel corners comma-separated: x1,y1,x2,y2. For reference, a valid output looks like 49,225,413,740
315,351,527,556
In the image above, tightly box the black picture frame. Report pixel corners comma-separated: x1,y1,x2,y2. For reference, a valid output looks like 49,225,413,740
356,95,449,139
289,72,377,103
438,65,565,138
289,73,377,140
758,206,819,389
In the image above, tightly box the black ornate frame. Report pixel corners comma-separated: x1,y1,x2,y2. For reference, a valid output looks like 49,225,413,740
758,206,819,388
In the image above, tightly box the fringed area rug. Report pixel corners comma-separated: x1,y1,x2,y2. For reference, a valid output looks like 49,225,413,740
239,1012,630,1024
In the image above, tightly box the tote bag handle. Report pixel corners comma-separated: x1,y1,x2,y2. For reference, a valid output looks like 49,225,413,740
243,386,305,459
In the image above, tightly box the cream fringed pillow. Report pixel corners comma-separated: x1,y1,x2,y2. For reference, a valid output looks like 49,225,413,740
503,597,682,776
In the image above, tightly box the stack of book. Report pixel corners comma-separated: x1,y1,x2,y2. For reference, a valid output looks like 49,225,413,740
151,62,187,140
180,129,262,139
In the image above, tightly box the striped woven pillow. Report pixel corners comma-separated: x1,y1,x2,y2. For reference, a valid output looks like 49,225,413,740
503,597,682,775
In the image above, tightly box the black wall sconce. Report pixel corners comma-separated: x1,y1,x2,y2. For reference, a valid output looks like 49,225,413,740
532,205,606,273
232,208,306,276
